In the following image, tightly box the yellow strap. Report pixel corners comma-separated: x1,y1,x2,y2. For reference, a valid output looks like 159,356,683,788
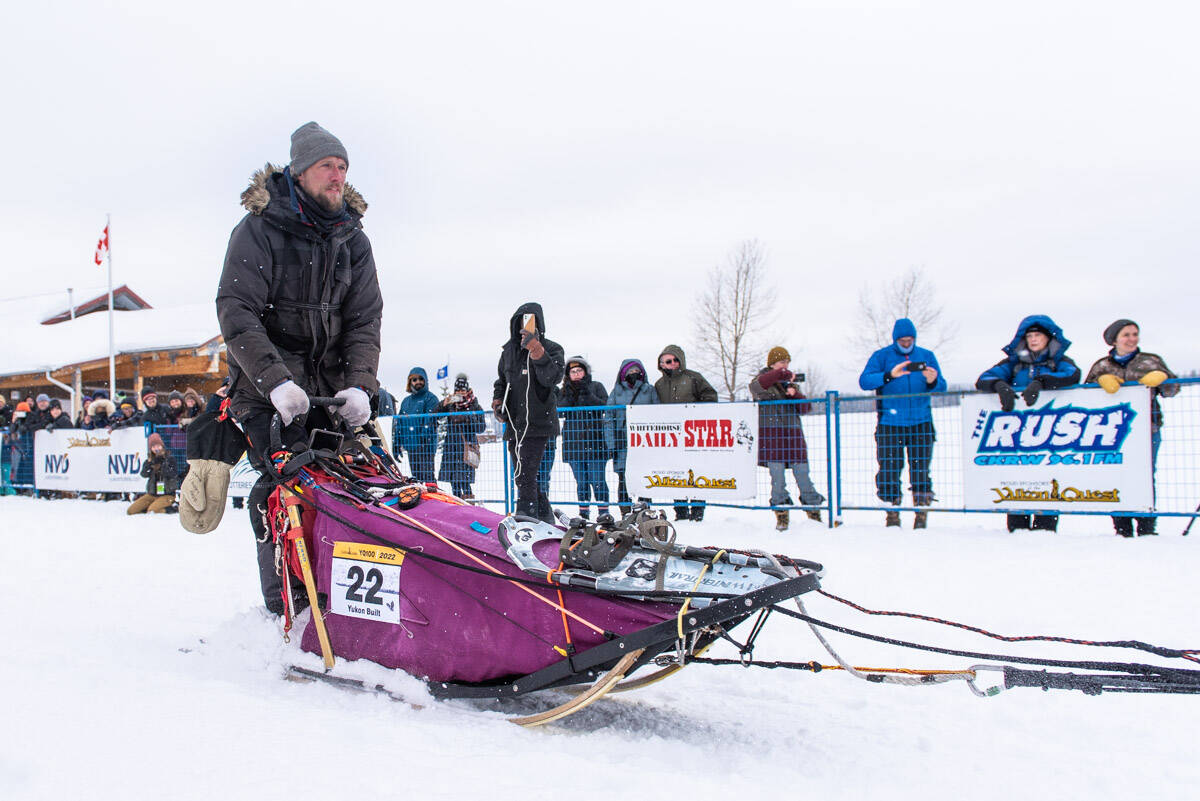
677,550,725,638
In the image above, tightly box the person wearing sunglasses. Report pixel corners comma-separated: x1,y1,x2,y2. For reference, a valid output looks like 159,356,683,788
654,345,718,521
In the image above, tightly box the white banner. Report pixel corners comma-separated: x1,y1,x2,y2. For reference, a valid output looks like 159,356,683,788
962,386,1154,512
624,403,758,500
33,428,154,492
228,455,259,498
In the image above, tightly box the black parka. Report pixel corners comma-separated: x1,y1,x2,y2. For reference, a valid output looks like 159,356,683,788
493,303,565,441
140,452,179,496
558,356,610,463
217,165,383,419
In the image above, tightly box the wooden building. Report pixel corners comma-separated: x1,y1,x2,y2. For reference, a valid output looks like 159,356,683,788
0,287,227,415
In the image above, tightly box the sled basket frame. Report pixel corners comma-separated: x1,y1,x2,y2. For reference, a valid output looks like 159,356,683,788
427,572,820,700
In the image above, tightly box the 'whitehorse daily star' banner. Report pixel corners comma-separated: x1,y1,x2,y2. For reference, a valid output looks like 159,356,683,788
962,386,1154,512
624,403,758,500
33,428,154,492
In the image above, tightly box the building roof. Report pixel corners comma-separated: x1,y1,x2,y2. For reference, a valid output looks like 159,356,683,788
0,301,221,378
40,285,153,325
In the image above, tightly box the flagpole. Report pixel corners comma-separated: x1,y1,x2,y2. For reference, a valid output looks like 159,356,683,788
107,213,116,396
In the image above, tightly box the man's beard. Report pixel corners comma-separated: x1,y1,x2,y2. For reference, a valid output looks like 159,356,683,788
312,186,344,212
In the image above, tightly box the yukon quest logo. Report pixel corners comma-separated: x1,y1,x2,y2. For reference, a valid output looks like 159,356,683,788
991,479,1120,505
643,468,737,491
972,402,1135,466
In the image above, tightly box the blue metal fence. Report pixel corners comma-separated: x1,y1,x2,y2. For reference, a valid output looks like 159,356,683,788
4,377,1195,530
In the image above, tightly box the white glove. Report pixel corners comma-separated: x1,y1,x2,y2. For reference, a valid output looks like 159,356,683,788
334,387,371,427
269,380,310,426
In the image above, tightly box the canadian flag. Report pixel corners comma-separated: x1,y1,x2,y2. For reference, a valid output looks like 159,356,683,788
94,225,109,266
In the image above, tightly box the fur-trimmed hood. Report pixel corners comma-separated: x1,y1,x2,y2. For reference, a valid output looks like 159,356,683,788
88,398,116,417
240,163,367,217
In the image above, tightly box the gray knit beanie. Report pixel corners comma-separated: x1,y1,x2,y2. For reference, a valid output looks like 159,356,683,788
289,122,349,176
1103,318,1137,346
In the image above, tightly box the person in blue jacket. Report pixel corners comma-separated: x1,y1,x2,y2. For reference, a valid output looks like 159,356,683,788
858,318,947,528
608,358,659,513
975,314,1081,533
398,367,440,482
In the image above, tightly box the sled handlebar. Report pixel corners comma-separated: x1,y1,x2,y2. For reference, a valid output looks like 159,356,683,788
268,396,351,456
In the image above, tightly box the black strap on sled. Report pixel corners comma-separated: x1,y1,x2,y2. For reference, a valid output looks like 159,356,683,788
557,518,635,574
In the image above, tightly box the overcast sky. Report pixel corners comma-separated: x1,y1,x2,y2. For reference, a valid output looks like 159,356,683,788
5,1,1197,398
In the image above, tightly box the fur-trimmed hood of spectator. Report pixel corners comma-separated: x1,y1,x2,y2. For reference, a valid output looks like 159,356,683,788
183,388,204,409
240,163,366,217
563,355,594,383
89,398,116,417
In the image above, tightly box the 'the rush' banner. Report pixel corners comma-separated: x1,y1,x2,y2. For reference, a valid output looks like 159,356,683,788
33,428,153,492
624,403,758,500
962,386,1154,512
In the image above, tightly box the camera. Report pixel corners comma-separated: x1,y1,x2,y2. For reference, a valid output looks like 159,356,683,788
907,362,927,372
793,372,806,383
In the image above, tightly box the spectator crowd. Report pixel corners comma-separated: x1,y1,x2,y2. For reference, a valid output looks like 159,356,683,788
1,312,1182,538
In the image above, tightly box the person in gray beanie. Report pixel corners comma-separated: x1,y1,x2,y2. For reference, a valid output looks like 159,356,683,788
213,121,383,614
289,121,349,179
1085,319,1178,537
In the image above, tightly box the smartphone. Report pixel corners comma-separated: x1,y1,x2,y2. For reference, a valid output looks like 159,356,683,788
522,313,536,333
907,361,927,372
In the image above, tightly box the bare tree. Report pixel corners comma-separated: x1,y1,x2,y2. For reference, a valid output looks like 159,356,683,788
691,240,777,401
850,266,957,361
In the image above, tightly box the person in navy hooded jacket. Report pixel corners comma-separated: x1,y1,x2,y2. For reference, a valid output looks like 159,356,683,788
398,367,441,482
608,358,658,513
976,314,1081,533
858,318,947,528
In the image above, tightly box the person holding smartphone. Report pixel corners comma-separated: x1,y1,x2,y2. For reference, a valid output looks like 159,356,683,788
858,318,947,528
493,302,565,523
750,346,825,531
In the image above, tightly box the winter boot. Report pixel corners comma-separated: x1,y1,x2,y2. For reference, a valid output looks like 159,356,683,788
805,509,823,523
1112,516,1134,538
774,510,789,531
1136,517,1157,536
913,511,928,529
536,493,555,525
1031,515,1059,532
885,510,901,527
690,505,705,522
1006,514,1031,533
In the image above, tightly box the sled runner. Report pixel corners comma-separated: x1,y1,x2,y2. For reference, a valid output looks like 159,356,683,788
250,400,1200,726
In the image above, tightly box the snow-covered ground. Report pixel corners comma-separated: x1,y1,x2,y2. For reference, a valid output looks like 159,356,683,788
1,495,1195,801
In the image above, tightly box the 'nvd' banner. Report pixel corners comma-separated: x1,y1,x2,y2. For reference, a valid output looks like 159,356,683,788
624,403,759,500
962,386,1154,512
33,428,151,492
